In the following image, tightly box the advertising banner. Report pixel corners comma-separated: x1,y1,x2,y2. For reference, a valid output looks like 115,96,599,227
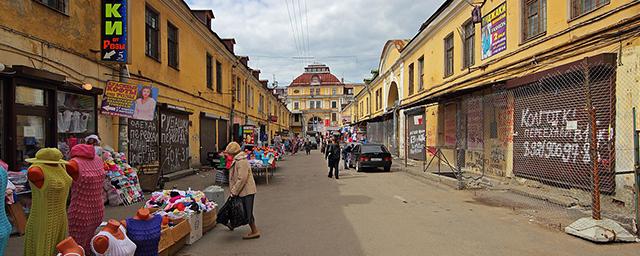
481,2,507,60
243,125,256,145
100,81,159,121
101,0,128,62
407,110,426,161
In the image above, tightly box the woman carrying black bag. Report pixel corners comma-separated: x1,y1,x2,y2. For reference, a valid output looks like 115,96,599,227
225,142,261,239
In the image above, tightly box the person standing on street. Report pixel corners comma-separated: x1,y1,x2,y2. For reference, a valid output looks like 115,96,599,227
304,139,311,155
325,138,341,179
225,142,261,239
342,143,353,170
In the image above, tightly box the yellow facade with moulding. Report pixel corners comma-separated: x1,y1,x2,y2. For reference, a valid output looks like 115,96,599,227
0,0,289,170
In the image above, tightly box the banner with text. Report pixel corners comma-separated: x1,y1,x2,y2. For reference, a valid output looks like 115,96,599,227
100,81,159,121
101,0,128,62
481,2,507,60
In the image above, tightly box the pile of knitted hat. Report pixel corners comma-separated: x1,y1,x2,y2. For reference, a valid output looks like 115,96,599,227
102,150,144,205
145,189,217,219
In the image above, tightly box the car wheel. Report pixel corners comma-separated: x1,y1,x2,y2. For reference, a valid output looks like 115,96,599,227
384,166,391,172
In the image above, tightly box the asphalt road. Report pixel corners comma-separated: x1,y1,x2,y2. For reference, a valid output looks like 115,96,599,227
6,150,639,255
178,150,639,256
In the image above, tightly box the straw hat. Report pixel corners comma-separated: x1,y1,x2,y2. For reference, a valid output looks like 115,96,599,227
25,148,69,164
225,142,241,155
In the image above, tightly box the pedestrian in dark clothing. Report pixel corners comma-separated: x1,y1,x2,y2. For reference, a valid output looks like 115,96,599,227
342,143,352,169
304,140,311,155
325,139,341,179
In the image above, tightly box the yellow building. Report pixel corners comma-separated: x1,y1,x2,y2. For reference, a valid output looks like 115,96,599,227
355,0,640,214
287,64,357,135
0,0,290,173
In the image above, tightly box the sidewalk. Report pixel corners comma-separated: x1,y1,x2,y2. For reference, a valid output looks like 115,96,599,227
393,157,637,235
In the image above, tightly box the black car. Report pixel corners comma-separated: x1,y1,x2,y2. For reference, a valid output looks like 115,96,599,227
350,143,392,172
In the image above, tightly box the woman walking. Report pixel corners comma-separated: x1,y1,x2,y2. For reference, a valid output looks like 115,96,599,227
225,142,261,239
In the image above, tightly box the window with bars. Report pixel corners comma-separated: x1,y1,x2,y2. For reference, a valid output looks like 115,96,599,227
523,0,547,41
463,21,475,68
444,34,454,77
145,7,160,60
571,0,609,19
206,54,213,89
216,61,222,93
35,0,67,14
418,57,424,91
167,23,179,68
408,63,415,95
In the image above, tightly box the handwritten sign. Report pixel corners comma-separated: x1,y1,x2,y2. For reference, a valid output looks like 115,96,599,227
481,2,507,60
101,0,127,62
407,111,426,160
512,77,614,193
128,113,158,166
160,112,190,174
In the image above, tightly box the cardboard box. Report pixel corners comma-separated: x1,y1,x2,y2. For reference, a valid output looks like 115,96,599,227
158,218,191,255
202,209,217,227
186,212,203,245
158,225,172,253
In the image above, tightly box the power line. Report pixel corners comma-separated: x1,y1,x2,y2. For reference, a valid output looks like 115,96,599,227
285,0,302,57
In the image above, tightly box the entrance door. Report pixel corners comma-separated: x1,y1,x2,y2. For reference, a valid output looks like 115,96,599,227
14,85,53,169
217,119,228,151
200,116,217,165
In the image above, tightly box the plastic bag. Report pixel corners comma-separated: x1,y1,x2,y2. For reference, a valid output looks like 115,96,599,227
216,196,249,230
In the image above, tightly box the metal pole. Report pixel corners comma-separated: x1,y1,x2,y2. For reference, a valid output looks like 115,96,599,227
117,64,128,155
632,107,639,234
585,64,601,220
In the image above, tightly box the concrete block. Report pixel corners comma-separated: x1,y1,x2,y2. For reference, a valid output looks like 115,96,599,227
204,185,225,207
565,217,639,243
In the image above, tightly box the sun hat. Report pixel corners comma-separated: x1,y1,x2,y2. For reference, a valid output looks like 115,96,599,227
25,148,69,164
85,134,101,144
225,142,241,155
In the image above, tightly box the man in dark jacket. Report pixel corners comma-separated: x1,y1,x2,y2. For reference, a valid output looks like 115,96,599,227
325,138,341,179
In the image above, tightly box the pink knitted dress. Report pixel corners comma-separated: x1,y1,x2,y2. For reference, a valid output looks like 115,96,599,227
68,144,106,251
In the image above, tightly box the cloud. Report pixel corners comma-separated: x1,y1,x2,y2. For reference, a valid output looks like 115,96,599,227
185,0,444,85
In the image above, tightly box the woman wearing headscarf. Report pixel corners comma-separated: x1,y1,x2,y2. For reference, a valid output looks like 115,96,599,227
225,142,261,239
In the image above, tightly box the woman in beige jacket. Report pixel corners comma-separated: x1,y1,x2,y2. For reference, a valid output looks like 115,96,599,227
225,142,261,239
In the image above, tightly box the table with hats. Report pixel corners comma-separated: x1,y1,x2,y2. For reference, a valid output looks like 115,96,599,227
2,145,221,256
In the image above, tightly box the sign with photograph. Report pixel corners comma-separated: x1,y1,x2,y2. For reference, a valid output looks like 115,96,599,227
101,0,128,62
481,2,507,60
100,81,158,121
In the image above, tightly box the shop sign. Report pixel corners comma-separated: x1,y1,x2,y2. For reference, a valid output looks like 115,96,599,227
269,115,278,123
243,125,256,144
101,0,128,62
481,2,507,60
100,81,159,121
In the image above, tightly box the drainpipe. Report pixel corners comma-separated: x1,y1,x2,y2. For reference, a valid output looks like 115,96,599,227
229,65,236,143
633,107,639,235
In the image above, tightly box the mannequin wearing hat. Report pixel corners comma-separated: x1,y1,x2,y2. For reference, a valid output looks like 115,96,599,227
91,219,137,256
24,148,75,256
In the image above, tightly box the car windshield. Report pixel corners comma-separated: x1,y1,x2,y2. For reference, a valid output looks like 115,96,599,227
361,145,388,154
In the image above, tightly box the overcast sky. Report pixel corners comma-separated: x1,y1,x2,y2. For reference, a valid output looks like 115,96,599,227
185,0,444,86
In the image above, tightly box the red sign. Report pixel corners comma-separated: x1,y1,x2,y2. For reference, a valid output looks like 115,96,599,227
324,119,330,127
269,115,278,123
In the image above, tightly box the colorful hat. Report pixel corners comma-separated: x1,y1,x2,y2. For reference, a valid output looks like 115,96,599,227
25,148,69,164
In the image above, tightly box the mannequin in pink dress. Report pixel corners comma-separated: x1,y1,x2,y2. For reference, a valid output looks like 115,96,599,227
67,144,106,251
